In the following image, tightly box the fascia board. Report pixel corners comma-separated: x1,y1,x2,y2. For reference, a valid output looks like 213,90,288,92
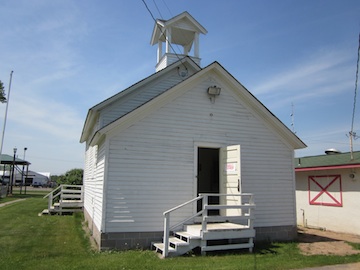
209,63,307,150
82,58,199,143
150,20,165,45
91,73,161,112
88,58,201,145
91,57,199,112
80,110,95,143
165,12,207,34
90,61,305,150
296,164,360,172
94,65,207,143
150,12,207,45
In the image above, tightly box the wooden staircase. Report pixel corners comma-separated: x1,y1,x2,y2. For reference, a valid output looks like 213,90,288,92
153,229,201,257
153,193,255,258
41,185,83,215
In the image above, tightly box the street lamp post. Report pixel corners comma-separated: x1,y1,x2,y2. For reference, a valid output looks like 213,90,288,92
10,147,17,195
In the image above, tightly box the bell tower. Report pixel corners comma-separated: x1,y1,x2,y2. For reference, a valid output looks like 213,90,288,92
150,12,207,72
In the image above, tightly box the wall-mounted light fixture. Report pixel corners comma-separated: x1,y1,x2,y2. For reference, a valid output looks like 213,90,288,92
207,86,221,103
177,66,188,78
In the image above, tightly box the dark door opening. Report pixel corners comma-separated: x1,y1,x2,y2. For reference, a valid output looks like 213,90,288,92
197,148,219,214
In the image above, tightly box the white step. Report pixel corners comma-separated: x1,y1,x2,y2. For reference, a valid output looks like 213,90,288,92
155,219,255,258
186,222,248,232
169,236,188,246
202,242,254,252
175,231,201,241
153,243,176,254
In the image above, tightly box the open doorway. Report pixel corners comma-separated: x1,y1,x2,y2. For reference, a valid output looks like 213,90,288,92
197,147,220,214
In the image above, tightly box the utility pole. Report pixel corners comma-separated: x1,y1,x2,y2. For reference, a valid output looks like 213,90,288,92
0,71,14,182
0,71,13,159
349,34,360,160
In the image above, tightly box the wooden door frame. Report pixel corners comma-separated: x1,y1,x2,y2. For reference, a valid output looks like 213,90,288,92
193,142,223,200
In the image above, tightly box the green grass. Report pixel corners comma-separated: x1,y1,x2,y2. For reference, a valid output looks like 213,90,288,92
349,242,360,250
1,196,360,270
0,187,49,203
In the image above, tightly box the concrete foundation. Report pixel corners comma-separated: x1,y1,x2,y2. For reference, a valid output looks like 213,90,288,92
84,208,297,251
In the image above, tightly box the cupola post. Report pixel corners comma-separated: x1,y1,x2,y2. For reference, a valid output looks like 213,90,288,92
150,12,207,72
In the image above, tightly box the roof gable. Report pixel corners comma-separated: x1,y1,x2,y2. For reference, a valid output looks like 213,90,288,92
88,61,306,150
150,11,207,46
80,57,201,143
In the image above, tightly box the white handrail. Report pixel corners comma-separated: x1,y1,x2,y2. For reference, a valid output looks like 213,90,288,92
163,195,203,215
43,185,84,212
43,185,61,199
162,193,255,258
163,195,203,257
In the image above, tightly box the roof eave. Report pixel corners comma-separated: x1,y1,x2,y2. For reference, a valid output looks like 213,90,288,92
150,11,207,45
94,61,306,150
165,11,208,34
81,57,201,145
80,110,97,143
209,62,307,150
296,163,360,172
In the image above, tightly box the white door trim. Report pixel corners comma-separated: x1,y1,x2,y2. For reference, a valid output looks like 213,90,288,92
193,142,224,199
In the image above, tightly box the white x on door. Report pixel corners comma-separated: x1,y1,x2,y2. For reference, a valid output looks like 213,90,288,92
219,145,241,215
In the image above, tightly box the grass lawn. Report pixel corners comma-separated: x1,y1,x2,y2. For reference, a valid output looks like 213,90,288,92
1,195,360,270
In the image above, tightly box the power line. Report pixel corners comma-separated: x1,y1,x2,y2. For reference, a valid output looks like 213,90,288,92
152,0,183,54
161,0,173,17
152,0,163,19
141,0,187,68
141,0,157,22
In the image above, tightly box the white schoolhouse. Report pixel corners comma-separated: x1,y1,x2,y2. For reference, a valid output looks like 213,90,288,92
80,12,306,254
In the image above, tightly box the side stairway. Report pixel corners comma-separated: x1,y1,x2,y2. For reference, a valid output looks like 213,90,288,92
153,193,255,258
40,185,83,215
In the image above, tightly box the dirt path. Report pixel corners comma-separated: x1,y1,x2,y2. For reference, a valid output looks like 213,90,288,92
0,198,26,208
298,227,360,256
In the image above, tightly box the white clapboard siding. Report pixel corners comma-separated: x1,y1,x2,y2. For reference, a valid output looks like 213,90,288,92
83,142,106,232
101,65,197,128
103,73,296,233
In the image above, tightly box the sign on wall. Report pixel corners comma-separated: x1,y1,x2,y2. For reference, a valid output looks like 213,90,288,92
308,175,342,207
225,163,237,174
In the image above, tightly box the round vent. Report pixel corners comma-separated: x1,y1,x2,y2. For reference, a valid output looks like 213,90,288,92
325,148,341,155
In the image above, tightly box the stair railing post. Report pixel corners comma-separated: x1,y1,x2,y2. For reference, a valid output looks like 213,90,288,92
248,194,254,228
48,192,53,211
201,194,208,235
163,212,170,258
81,185,84,201
60,185,64,202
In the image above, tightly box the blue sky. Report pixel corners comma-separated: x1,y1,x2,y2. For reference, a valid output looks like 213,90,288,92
0,0,359,175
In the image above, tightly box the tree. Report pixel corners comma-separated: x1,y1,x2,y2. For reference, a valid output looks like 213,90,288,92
56,168,83,185
0,80,7,103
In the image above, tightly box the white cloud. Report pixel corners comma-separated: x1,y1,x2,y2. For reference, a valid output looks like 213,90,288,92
252,49,353,98
9,95,83,141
